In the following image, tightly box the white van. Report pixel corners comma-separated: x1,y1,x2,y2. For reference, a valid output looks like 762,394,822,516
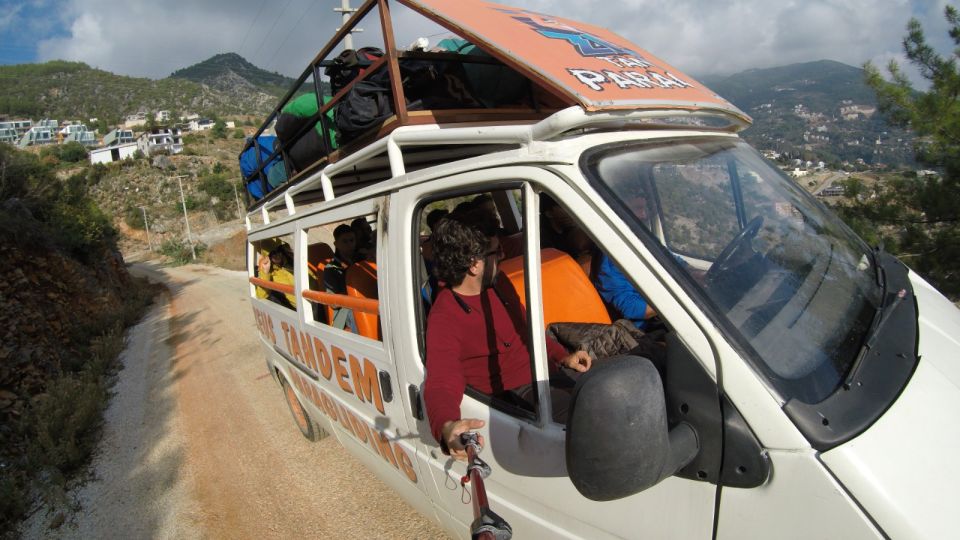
242,1,960,538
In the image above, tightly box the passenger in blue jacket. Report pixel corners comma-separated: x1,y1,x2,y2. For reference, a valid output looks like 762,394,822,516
594,253,657,329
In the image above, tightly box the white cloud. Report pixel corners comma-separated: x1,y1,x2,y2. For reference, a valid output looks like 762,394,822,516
28,0,957,82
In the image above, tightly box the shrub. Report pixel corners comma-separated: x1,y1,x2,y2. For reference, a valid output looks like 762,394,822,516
233,128,245,139
159,238,206,265
58,141,88,163
124,205,146,230
28,375,106,476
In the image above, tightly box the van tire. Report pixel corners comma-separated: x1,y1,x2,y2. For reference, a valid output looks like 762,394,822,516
281,376,329,442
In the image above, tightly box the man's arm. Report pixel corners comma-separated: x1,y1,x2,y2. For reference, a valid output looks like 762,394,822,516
423,305,471,456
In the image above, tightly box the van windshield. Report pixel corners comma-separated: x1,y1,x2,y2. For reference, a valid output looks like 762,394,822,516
583,138,883,404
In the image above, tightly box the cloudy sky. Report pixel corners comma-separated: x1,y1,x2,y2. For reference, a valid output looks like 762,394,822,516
0,0,952,83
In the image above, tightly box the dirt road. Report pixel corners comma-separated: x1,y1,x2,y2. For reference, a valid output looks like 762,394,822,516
23,262,445,539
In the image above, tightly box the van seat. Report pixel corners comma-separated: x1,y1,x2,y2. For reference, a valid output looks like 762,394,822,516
346,261,381,340
307,242,334,274
498,248,611,328
500,232,524,259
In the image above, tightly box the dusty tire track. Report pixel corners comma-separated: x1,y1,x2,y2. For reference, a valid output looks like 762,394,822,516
23,262,445,539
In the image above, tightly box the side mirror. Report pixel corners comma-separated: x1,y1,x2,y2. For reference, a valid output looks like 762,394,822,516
566,355,699,501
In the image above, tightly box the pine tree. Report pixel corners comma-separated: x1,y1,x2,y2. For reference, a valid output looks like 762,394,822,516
843,6,960,298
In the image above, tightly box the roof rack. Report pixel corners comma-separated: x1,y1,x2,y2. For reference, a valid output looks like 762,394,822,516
241,0,751,226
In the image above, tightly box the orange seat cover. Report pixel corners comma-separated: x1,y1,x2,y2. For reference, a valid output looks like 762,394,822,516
346,261,381,340
498,248,611,328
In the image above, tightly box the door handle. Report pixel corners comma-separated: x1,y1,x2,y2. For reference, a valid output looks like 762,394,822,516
379,371,393,403
408,384,424,420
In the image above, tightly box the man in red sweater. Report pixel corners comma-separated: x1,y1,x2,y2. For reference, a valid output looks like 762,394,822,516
424,212,592,461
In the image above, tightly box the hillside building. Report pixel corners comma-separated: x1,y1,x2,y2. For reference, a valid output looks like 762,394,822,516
0,120,33,142
103,128,135,147
89,142,138,165
137,126,183,156
188,118,215,132
0,126,18,144
155,110,171,123
17,122,58,147
123,113,147,129
59,123,98,146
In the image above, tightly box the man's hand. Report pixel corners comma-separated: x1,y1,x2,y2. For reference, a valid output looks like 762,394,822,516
561,350,592,372
441,418,485,461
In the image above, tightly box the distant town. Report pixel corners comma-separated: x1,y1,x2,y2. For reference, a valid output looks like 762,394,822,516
0,111,235,165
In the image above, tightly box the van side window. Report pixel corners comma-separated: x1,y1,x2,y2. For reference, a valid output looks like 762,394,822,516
415,189,545,427
252,235,297,311
304,214,382,341
533,192,670,421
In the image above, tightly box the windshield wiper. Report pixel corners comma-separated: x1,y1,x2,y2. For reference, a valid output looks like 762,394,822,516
872,245,886,290
844,287,907,388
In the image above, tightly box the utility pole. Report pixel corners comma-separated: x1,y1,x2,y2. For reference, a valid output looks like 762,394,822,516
175,174,197,261
335,0,362,50
232,181,244,221
139,206,152,251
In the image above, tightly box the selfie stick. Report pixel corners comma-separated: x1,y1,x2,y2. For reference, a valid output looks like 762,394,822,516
460,432,512,540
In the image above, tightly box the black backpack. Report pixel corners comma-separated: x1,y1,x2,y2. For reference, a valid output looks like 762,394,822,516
335,76,394,144
325,47,384,95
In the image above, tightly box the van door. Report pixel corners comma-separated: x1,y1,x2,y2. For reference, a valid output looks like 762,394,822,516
389,166,726,539
260,196,435,518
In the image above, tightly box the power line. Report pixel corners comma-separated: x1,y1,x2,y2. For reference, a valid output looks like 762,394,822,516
249,0,298,67
265,0,319,72
238,2,270,57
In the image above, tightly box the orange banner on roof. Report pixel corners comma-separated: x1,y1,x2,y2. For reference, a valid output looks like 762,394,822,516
402,0,749,121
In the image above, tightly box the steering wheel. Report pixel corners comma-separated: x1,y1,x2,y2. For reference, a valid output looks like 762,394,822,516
706,215,764,283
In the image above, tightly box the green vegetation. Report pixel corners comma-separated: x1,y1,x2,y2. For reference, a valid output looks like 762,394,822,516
836,6,960,298
0,144,156,533
0,55,283,121
198,171,241,221
0,145,116,262
169,52,294,96
39,141,89,164
212,120,227,139
159,238,207,265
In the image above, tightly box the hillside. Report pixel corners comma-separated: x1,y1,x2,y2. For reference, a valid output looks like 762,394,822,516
701,60,914,166
0,57,285,122
170,52,295,97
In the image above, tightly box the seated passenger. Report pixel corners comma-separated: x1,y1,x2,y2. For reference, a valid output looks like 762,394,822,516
420,208,449,306
540,194,594,262
594,252,657,329
256,244,297,309
423,214,592,461
351,217,375,261
323,224,358,331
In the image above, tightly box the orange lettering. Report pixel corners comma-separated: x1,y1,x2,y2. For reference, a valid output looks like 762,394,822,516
350,355,385,414
289,326,303,363
346,411,369,443
395,443,418,483
298,332,318,373
267,314,276,344
332,346,353,394
337,403,357,436
280,322,293,355
372,431,399,468
314,337,333,380
308,382,322,408
320,392,339,422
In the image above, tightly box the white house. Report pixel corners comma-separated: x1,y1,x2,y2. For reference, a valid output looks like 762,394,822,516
188,118,215,132
103,128,135,147
89,142,138,165
17,126,56,147
137,126,183,156
59,123,98,146
123,113,147,129
155,110,171,123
